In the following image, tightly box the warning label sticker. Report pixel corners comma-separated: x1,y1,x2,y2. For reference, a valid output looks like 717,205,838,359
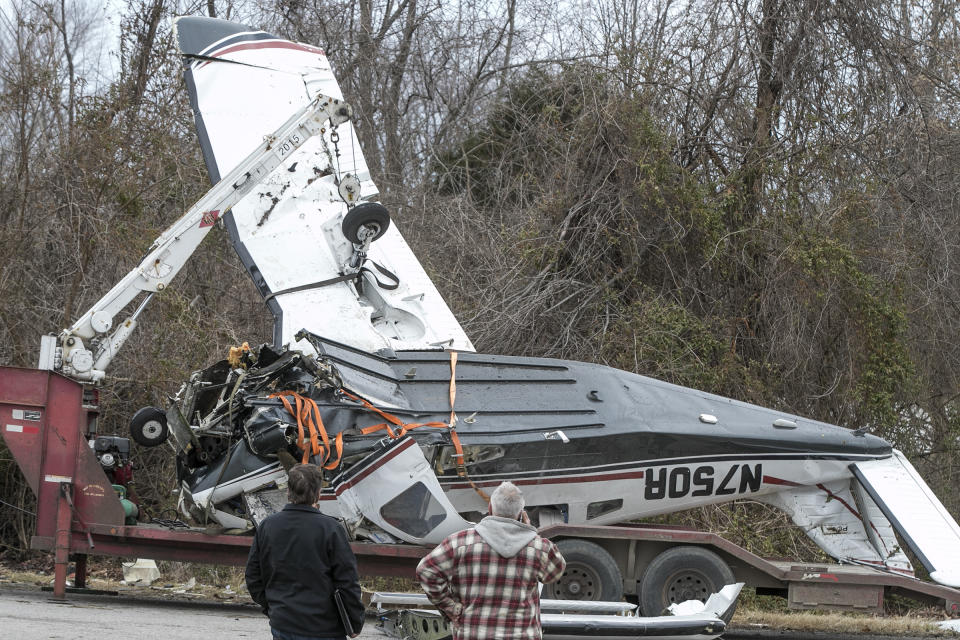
5,424,39,435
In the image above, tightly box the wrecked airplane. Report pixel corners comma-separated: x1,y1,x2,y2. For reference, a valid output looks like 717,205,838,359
38,15,960,612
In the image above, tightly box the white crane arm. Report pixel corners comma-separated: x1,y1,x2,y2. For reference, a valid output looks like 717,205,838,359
40,93,353,382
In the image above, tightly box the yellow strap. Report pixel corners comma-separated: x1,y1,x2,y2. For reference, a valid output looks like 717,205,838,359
449,351,458,427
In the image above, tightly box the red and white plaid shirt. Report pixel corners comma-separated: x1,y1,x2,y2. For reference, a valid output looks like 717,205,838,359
416,523,566,640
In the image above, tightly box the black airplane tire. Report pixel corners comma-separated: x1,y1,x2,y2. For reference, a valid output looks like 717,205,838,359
543,539,623,602
129,407,169,447
639,546,736,622
342,202,390,244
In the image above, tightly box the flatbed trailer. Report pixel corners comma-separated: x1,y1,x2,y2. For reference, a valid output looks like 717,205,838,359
537,523,960,615
2,364,958,615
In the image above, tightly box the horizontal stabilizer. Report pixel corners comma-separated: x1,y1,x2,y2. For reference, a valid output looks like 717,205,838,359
851,450,960,587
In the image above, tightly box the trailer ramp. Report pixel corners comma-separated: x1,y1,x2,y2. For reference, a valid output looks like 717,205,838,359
852,450,960,588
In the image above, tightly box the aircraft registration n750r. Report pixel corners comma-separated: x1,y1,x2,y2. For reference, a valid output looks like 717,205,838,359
41,15,960,604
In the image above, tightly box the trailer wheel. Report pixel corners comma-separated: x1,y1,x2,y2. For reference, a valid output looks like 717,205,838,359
543,539,623,602
639,546,736,621
342,202,390,244
129,407,169,447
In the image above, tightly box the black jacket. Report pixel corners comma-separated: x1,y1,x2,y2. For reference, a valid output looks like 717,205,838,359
245,504,364,637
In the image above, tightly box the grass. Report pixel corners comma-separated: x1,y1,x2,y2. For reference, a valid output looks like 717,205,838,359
732,609,952,636
731,587,958,636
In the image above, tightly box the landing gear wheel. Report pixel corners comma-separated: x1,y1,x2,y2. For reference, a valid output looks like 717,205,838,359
543,539,623,601
640,546,736,621
129,407,169,447
341,202,390,244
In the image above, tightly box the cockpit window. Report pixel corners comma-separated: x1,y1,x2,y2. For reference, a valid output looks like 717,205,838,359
587,498,623,520
380,481,448,538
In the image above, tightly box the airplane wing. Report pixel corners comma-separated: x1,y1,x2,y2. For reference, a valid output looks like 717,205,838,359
851,450,960,587
173,16,474,355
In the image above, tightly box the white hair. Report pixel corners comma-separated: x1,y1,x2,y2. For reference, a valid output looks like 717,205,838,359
490,481,525,518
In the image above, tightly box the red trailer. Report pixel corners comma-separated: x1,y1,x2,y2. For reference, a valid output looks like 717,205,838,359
2,364,958,616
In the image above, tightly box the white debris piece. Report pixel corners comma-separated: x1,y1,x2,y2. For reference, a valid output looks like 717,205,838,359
668,599,708,616
937,619,960,633
668,583,745,619
121,558,161,584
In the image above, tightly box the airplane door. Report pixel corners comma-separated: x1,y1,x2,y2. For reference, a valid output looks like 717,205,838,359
333,435,472,545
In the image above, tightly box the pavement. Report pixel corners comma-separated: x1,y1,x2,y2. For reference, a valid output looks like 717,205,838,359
0,584,390,640
1,583,951,640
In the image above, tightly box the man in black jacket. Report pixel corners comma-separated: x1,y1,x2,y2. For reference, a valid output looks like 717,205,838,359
246,463,364,640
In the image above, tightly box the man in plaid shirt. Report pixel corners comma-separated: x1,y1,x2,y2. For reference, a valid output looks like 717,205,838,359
416,482,566,640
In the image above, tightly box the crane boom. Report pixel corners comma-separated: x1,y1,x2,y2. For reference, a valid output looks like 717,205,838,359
39,93,353,382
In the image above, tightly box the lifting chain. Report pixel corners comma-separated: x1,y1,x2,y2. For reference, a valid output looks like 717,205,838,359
329,125,360,208
330,128,340,149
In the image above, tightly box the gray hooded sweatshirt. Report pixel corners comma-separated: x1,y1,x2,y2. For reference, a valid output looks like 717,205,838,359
474,515,538,557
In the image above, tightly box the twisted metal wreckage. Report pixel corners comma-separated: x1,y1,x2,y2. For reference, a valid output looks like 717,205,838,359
34,15,960,636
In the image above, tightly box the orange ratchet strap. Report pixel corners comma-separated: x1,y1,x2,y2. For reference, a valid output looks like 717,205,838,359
269,391,343,470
